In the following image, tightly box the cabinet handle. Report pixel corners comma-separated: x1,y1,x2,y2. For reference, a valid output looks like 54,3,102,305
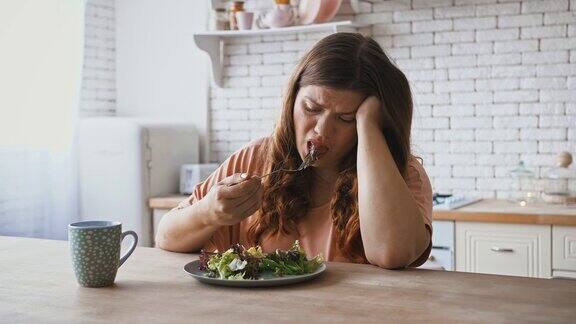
491,247,514,253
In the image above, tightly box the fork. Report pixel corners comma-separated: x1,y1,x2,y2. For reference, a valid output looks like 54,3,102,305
256,156,312,180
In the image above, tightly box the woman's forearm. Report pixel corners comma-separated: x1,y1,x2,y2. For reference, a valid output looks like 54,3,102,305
155,198,220,253
356,119,430,269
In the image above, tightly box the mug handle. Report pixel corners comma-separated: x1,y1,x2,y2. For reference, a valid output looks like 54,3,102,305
119,230,138,268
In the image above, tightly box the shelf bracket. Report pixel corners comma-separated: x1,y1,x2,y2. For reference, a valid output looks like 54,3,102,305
194,34,223,87
194,22,363,88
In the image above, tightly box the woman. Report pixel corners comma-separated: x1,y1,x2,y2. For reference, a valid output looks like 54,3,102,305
156,33,432,269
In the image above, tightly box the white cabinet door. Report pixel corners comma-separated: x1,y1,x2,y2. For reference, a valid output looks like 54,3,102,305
429,248,453,271
456,222,551,278
552,226,576,272
432,220,454,248
431,220,454,271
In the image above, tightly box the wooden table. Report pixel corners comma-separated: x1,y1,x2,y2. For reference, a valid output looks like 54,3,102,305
1,236,576,323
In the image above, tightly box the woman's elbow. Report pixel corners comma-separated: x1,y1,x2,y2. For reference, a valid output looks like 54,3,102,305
155,231,182,252
155,232,173,251
366,242,430,269
155,231,203,253
155,214,183,252
366,252,411,270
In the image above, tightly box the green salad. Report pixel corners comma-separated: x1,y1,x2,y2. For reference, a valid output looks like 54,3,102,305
198,241,323,280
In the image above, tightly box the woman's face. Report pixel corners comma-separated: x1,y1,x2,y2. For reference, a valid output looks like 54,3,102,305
293,85,366,170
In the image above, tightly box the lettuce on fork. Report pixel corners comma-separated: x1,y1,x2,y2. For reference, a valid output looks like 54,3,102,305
198,241,323,280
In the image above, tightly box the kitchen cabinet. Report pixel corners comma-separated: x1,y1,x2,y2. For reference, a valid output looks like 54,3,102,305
435,199,576,278
455,222,551,278
552,226,576,279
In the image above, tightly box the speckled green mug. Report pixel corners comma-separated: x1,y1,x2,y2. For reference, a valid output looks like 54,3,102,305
68,221,138,288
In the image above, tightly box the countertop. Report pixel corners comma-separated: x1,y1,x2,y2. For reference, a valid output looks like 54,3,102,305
2,236,575,323
149,195,188,209
432,199,576,226
149,196,576,226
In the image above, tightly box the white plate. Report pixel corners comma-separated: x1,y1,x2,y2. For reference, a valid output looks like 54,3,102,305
183,259,326,288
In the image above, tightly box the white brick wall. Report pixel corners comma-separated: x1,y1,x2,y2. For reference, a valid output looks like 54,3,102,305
80,0,116,117
209,0,576,198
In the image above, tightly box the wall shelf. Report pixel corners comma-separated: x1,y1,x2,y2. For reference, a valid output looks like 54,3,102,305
210,0,375,13
194,20,365,87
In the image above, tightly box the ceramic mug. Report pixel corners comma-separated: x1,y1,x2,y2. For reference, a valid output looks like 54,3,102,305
68,221,138,288
236,11,254,30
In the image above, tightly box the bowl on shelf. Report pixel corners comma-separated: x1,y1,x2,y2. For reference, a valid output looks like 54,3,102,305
298,0,343,25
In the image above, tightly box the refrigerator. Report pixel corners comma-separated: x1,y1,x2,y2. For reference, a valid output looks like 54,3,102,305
78,117,199,247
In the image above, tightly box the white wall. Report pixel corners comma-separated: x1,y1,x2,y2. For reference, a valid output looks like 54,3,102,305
82,0,576,198
115,0,210,161
211,0,576,199
81,0,117,117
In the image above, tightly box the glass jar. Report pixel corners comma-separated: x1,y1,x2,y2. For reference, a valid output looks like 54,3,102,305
508,161,537,206
209,8,230,31
229,1,245,31
542,152,576,205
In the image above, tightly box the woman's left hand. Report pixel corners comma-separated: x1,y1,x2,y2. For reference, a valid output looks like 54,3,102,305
356,96,384,130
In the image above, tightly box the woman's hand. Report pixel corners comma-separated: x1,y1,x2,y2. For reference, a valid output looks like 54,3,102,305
202,173,263,226
356,95,384,130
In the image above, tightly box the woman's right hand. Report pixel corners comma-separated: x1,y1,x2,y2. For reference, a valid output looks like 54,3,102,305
202,173,263,226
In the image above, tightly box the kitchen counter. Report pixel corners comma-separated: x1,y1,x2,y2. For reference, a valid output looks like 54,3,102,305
2,236,575,323
149,195,187,209
433,199,576,226
149,197,576,226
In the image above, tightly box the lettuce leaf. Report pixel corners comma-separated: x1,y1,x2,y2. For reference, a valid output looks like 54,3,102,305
200,241,323,280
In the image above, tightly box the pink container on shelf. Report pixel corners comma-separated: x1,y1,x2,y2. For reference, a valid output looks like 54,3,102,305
298,0,343,25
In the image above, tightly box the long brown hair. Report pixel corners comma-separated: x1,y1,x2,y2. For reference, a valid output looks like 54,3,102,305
247,33,414,262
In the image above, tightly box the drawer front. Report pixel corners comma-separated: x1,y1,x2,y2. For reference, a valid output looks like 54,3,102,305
552,226,576,271
552,270,576,280
456,222,551,278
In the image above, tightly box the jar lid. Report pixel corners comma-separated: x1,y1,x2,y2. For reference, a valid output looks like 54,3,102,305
230,1,245,10
509,161,534,178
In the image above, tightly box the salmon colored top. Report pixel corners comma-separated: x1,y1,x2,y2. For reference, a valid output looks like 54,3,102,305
174,137,433,266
